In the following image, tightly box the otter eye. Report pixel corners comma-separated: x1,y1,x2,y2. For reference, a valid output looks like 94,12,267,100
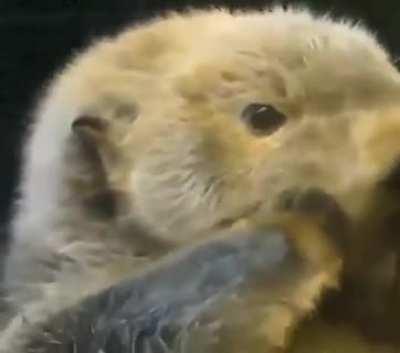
241,103,286,135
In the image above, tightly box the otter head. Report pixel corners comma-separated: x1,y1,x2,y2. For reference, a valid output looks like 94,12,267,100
69,29,400,245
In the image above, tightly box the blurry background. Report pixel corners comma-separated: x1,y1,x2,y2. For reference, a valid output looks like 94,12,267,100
1,0,400,244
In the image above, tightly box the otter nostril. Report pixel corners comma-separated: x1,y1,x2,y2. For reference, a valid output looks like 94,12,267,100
114,103,138,123
84,189,129,219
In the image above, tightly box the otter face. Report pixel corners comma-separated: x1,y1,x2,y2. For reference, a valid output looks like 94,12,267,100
70,58,349,244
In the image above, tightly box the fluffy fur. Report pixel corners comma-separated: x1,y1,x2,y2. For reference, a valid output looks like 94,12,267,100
2,6,400,352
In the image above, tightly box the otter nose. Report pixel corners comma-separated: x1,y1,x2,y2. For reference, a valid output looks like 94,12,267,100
83,188,131,220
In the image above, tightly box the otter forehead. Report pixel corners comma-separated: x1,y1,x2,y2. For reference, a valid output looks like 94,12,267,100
55,7,398,120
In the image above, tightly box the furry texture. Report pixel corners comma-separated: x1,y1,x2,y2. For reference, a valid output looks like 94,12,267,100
2,6,400,352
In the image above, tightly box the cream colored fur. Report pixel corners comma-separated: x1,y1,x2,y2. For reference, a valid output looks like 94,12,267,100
2,6,400,352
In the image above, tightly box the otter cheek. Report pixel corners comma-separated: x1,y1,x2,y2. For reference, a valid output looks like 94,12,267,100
129,160,218,242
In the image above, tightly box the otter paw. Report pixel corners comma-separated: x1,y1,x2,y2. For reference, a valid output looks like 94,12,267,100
277,187,349,252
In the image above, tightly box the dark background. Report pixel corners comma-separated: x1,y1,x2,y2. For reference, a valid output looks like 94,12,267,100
1,0,400,240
